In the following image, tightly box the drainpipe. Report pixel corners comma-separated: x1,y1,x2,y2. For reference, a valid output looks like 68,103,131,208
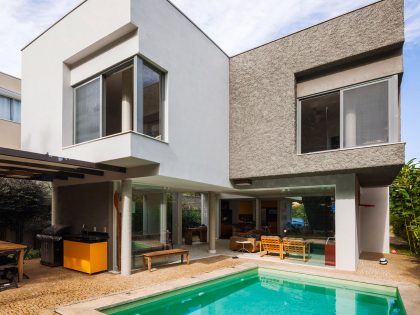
120,179,132,276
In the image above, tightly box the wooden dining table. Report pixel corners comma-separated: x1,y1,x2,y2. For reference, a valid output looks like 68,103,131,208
0,240,27,282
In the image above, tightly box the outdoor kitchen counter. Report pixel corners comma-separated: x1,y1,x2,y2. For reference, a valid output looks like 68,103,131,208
63,235,108,274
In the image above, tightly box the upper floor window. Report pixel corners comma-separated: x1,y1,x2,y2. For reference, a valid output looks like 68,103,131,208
0,94,21,123
73,56,165,145
297,76,398,154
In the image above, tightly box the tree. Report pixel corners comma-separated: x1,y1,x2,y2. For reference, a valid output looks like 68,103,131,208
0,178,51,244
390,159,420,254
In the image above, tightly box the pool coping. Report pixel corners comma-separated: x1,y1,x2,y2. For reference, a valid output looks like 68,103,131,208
55,262,420,315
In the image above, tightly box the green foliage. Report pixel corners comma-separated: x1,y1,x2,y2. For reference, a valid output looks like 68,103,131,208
390,159,420,254
0,178,51,243
291,203,307,220
182,209,201,228
26,248,41,260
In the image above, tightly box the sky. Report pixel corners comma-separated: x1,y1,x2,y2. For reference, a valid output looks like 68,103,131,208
0,0,418,160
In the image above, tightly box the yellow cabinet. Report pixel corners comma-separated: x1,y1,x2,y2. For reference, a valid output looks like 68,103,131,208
63,240,108,274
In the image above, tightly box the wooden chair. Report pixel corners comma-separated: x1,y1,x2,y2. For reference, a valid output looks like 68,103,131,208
259,235,283,259
283,238,310,262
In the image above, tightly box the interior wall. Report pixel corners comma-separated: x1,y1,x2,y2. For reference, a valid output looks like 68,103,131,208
359,186,390,253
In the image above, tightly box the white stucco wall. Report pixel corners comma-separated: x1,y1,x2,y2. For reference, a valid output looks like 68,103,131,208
21,0,230,188
359,186,390,254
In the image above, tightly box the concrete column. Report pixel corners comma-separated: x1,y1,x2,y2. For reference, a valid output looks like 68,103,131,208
120,179,132,276
344,106,356,147
160,193,167,244
208,192,217,253
201,193,209,226
172,193,183,245
51,184,59,226
122,68,133,132
335,174,358,271
142,195,148,235
255,198,261,230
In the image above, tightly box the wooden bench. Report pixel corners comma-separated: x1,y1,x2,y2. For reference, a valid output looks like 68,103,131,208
142,248,189,272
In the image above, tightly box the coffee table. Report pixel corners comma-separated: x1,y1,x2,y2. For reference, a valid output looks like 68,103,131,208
236,240,252,253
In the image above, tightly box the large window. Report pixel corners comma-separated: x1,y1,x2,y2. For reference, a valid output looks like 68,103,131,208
0,94,21,123
73,57,164,144
74,78,101,143
298,76,398,154
300,92,340,154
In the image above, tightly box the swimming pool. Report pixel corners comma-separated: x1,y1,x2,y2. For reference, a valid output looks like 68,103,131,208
101,268,406,315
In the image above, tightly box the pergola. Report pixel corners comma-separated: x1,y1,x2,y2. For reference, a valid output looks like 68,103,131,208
0,147,126,181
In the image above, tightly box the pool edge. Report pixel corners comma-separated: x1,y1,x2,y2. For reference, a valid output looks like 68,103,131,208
55,262,418,315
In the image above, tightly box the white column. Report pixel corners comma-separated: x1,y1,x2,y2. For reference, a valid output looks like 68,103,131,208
208,192,217,254
335,174,358,271
122,69,133,132
160,193,167,244
51,184,59,225
142,195,148,235
172,193,183,245
201,193,209,226
344,106,356,147
255,198,261,230
120,179,132,276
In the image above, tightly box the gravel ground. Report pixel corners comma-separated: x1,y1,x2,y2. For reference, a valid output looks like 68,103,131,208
1,252,419,315
0,256,240,315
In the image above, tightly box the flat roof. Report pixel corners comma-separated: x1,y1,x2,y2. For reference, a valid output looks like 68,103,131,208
0,147,125,181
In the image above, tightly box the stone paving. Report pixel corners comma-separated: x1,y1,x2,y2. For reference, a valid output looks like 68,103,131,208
0,251,419,315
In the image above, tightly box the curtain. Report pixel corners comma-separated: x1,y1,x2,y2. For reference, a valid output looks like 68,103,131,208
343,81,388,147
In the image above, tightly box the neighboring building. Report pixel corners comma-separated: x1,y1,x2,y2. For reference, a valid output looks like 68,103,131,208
0,72,21,149
17,0,404,273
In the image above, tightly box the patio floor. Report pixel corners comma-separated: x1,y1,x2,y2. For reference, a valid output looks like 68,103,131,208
0,241,419,315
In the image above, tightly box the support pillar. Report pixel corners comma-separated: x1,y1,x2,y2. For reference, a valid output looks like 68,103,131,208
201,193,209,226
122,69,133,132
172,193,183,245
160,193,167,244
255,198,261,230
208,192,217,254
51,184,59,226
120,179,132,276
335,174,358,271
142,195,148,235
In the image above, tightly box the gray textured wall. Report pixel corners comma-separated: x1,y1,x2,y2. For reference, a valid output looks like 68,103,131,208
229,0,404,180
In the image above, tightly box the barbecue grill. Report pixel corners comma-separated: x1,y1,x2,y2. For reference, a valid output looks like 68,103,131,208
36,225,71,266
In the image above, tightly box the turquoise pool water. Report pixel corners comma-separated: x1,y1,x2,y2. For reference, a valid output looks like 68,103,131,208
102,268,406,315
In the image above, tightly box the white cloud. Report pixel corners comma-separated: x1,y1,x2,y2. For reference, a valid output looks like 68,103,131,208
405,0,420,45
0,0,419,77
0,0,80,77
170,0,376,55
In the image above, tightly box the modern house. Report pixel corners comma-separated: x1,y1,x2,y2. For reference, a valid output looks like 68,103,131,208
14,0,404,274
0,72,21,150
